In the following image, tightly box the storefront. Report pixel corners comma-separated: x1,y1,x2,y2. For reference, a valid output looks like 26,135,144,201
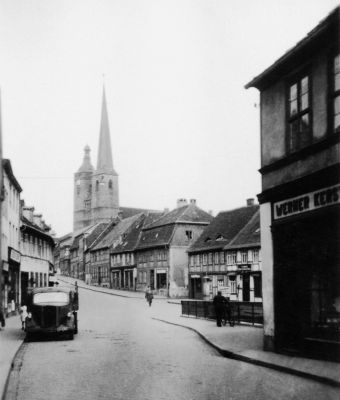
7,247,21,315
271,182,340,360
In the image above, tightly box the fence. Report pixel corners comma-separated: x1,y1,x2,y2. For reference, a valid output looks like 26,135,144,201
181,300,263,325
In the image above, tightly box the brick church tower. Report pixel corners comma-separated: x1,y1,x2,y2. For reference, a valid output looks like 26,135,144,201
73,87,119,230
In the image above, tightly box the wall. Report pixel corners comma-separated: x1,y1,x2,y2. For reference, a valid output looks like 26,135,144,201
169,247,189,298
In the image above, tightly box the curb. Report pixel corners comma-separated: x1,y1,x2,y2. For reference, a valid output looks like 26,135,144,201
152,317,340,388
1,341,26,400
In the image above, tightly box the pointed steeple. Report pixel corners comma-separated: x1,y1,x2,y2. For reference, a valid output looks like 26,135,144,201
78,145,94,172
96,86,116,174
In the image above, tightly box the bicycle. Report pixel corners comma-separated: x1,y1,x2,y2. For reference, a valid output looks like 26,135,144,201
222,304,235,327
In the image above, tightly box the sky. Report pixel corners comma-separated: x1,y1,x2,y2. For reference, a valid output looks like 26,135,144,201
0,0,338,236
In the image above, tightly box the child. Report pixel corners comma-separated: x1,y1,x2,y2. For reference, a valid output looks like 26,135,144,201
20,305,28,331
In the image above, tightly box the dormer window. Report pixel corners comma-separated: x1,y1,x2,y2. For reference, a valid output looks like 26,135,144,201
216,234,225,241
185,230,193,240
204,237,212,243
287,74,311,153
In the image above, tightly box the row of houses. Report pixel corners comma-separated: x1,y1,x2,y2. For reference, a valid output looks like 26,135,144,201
55,198,261,301
1,159,55,316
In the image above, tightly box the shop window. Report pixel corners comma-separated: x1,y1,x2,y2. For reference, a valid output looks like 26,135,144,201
333,54,340,132
254,275,262,298
287,74,311,153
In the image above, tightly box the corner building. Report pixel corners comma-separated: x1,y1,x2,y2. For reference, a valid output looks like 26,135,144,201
246,7,340,360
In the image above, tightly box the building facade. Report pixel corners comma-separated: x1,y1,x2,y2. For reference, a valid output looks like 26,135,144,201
246,7,340,360
20,204,55,304
188,202,261,302
1,160,22,315
135,199,213,298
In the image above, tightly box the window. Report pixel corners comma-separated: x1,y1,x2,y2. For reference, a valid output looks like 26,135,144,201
203,253,208,265
96,181,99,191
229,276,236,294
84,200,91,210
241,251,248,264
185,230,193,240
214,252,219,264
208,253,213,265
227,251,237,265
253,249,259,263
108,180,113,189
333,54,340,132
287,75,311,152
196,254,200,266
254,275,262,298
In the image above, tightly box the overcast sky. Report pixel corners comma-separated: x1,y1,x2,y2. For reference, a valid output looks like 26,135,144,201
0,0,338,236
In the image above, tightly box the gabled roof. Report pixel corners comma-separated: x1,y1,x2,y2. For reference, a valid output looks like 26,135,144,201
111,212,164,254
91,214,142,251
188,205,259,253
225,210,260,250
21,216,55,245
119,207,162,219
135,204,212,251
245,6,339,90
145,204,213,230
3,159,22,193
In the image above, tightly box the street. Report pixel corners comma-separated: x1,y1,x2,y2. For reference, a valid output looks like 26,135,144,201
6,284,340,400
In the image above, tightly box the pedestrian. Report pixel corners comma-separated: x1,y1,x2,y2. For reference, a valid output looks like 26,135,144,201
145,286,153,307
20,305,28,331
213,291,227,327
0,307,5,331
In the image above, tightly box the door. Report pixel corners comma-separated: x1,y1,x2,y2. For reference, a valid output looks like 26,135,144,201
242,274,250,302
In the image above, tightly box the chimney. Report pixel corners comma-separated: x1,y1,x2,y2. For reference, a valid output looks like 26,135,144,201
33,213,43,228
246,198,255,207
22,206,35,223
189,199,196,205
177,198,188,208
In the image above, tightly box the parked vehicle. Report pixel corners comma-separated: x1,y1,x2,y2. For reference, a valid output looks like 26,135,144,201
25,286,79,340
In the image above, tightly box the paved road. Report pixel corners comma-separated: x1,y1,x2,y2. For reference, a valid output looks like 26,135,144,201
7,285,340,400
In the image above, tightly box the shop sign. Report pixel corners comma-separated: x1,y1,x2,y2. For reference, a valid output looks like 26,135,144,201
274,184,340,220
9,248,21,264
156,269,166,274
191,275,201,278
238,265,251,271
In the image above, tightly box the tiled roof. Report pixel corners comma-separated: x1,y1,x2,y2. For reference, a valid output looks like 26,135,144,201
136,224,175,250
85,223,110,249
111,212,164,254
21,216,55,244
245,6,339,90
225,210,260,249
145,204,213,230
91,214,142,251
188,205,259,253
119,207,161,219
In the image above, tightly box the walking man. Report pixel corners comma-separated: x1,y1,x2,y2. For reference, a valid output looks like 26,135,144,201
213,291,227,327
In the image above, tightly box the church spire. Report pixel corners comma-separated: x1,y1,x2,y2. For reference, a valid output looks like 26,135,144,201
78,145,94,172
96,86,115,174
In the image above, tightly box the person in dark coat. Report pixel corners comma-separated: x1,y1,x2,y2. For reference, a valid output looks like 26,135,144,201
213,291,227,327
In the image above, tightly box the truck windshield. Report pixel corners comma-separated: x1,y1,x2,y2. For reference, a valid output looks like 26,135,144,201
33,292,69,306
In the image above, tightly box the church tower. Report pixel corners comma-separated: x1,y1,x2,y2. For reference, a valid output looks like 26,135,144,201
73,86,119,231
73,145,94,230
91,86,119,224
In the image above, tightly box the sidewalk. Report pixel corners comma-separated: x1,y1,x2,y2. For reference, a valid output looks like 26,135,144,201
1,276,339,400
61,276,340,387
0,313,25,399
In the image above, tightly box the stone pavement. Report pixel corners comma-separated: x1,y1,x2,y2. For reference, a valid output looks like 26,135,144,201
0,275,339,400
0,313,25,399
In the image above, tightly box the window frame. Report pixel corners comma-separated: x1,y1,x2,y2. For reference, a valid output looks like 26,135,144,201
286,69,313,154
331,52,340,133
